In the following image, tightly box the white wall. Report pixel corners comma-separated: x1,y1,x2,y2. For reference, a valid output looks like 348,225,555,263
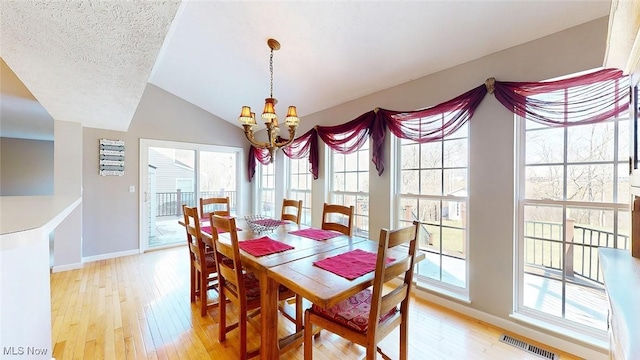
81,84,250,257
0,137,53,196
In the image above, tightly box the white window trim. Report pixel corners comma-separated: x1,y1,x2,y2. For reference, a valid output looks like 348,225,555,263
513,113,626,339
393,134,470,297
285,156,313,225
328,141,370,237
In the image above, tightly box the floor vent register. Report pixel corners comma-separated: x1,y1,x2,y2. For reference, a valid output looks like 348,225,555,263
499,334,558,360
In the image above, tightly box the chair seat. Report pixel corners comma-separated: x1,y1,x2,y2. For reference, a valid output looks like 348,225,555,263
204,253,216,268
310,288,398,333
225,272,292,301
204,253,234,269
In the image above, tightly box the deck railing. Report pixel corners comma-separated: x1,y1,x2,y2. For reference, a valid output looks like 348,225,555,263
524,220,629,284
155,190,237,217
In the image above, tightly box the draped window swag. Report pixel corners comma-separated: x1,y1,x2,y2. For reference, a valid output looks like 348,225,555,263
248,68,629,182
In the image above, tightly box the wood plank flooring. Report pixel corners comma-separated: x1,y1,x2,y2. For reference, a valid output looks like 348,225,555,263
50,246,579,359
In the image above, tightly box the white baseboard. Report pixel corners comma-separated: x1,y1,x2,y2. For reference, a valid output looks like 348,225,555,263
82,249,141,263
51,262,83,273
411,286,608,360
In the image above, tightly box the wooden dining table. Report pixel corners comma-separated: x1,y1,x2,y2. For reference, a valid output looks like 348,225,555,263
200,219,369,359
268,240,419,310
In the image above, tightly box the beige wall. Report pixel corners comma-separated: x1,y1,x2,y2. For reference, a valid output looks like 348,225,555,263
82,84,249,257
53,120,83,270
0,137,54,195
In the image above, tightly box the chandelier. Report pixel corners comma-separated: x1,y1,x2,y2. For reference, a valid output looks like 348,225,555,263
238,38,300,162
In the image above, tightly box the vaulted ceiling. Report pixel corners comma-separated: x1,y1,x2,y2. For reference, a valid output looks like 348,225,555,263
0,1,611,140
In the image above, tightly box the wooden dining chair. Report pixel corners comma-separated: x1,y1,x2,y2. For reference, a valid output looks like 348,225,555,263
210,214,300,359
281,199,303,224
199,196,230,218
182,205,219,316
303,221,420,360
321,203,355,236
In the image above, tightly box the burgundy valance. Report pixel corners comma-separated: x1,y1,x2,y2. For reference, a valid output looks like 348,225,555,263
316,111,376,154
493,68,629,126
282,128,319,180
247,146,271,181
248,68,628,181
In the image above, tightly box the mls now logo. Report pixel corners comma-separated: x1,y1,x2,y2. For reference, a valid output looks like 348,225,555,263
3,346,49,356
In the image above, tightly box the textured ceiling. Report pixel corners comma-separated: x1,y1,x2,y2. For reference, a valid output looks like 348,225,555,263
0,1,611,137
0,1,180,132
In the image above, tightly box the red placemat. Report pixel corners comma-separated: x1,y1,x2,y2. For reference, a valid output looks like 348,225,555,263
289,228,342,241
201,225,241,235
238,236,294,257
313,249,395,280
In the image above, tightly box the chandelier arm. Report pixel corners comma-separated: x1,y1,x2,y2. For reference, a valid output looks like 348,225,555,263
273,126,297,147
242,125,271,148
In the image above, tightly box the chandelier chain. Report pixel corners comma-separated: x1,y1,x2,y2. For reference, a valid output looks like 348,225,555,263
269,49,274,98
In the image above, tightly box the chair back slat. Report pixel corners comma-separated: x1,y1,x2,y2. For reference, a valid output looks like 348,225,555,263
382,258,412,283
379,284,408,316
217,264,238,293
212,214,233,232
214,238,236,260
281,199,303,224
321,203,354,236
200,197,230,218
387,225,417,248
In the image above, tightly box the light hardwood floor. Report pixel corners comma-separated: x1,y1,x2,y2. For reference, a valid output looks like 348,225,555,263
51,246,579,359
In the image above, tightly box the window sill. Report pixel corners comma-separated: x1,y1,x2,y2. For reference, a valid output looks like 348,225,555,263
509,312,608,353
413,281,471,304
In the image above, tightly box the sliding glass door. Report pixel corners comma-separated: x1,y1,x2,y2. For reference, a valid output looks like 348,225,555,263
199,150,237,214
140,139,242,251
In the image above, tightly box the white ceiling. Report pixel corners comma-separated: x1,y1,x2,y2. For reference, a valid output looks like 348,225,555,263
0,1,611,137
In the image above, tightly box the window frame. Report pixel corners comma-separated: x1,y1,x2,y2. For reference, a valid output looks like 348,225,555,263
393,123,470,297
255,161,276,218
513,79,629,338
328,139,370,238
285,156,312,226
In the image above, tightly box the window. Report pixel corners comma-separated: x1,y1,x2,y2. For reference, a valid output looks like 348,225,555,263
287,157,312,225
396,120,468,291
516,76,629,332
257,162,276,218
330,139,369,237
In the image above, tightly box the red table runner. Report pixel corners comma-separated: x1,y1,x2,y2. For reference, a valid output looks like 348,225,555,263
238,236,294,257
313,249,394,280
289,228,342,241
